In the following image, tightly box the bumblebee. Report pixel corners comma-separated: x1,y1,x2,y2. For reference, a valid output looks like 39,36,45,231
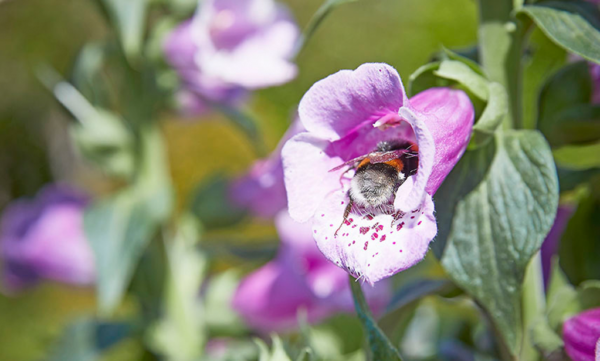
330,140,418,235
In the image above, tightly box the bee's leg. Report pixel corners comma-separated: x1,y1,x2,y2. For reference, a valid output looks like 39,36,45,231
334,197,353,237
338,167,354,189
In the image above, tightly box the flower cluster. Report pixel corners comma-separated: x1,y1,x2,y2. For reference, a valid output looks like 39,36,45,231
163,0,299,115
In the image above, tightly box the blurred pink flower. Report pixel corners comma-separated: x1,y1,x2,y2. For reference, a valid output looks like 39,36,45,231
0,185,95,293
232,212,389,332
229,119,304,218
563,308,600,361
163,0,299,115
282,63,474,284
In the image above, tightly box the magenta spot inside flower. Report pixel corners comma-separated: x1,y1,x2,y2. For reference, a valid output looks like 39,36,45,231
418,221,422,225
368,264,371,267
364,241,368,251
330,224,333,227
359,227,369,235
371,222,380,230
352,240,356,244
399,249,403,253
396,222,404,231
344,219,351,225
348,243,351,247
313,230,317,233
364,215,374,220
376,224,384,231
371,233,379,240
380,235,386,242
341,201,344,205
352,225,357,228
321,214,324,217
393,241,396,245
411,216,415,219
325,237,328,240
349,218,354,223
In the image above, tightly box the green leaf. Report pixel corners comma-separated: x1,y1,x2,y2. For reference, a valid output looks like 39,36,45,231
522,28,567,130
204,270,245,334
468,82,509,149
98,0,148,63
385,279,457,314
408,62,443,97
438,46,483,76
537,61,593,146
149,214,207,360
190,174,247,230
435,60,490,101
255,335,293,361
85,126,173,315
47,318,130,361
70,108,135,179
521,2,600,64
85,191,159,315
349,276,403,361
434,130,559,354
559,195,600,284
530,317,566,360
553,142,600,170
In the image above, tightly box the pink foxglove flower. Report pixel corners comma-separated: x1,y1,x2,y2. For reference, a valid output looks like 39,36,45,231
563,308,600,361
232,212,389,331
0,185,95,293
229,119,304,218
282,63,474,284
163,0,299,115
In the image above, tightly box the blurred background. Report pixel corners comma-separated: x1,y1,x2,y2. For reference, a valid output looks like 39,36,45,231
0,0,484,359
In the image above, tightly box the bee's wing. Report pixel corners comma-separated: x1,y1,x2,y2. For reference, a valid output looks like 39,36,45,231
328,155,368,172
369,150,410,164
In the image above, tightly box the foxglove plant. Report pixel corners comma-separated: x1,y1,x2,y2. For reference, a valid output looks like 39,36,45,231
0,185,95,293
282,63,474,285
163,0,299,115
232,212,389,331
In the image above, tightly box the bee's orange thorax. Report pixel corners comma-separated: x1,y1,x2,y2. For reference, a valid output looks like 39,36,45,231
357,158,371,169
384,158,404,172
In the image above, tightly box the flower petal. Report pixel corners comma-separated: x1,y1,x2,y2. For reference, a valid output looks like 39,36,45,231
312,190,437,285
409,88,474,195
563,308,600,361
232,260,320,331
394,107,435,212
163,20,198,70
199,14,298,88
282,133,343,223
298,63,407,141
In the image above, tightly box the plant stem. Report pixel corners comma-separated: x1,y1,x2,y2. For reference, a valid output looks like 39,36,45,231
349,276,403,361
521,252,546,361
478,0,526,130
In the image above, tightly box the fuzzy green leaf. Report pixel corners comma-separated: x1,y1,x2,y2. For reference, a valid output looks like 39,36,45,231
434,130,559,354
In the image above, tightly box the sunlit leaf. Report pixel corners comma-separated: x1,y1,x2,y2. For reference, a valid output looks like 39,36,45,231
435,60,489,101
